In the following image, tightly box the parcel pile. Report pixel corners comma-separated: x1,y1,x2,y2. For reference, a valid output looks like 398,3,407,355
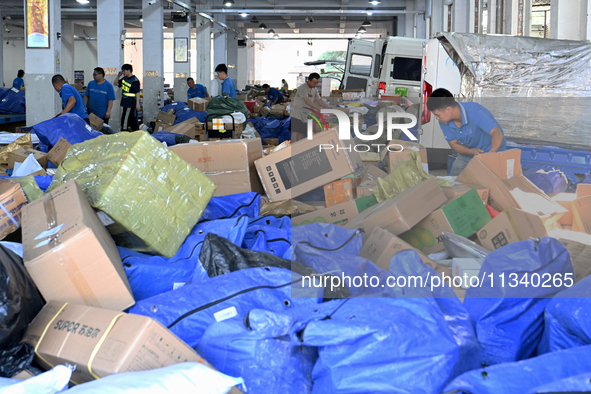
1,110,591,394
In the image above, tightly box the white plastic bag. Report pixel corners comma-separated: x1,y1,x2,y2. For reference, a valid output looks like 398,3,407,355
242,123,257,139
0,365,72,394
12,154,43,177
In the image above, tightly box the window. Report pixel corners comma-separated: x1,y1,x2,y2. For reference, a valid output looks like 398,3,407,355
296,50,299,56
391,57,422,82
373,54,381,78
308,50,313,57
350,54,373,76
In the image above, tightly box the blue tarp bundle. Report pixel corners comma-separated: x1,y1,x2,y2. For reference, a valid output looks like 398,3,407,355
150,131,188,146
200,192,260,221
464,237,573,366
0,87,26,114
242,216,291,258
538,273,591,354
523,169,568,194
443,345,591,394
173,108,207,124
250,116,291,143
162,101,188,113
32,113,103,152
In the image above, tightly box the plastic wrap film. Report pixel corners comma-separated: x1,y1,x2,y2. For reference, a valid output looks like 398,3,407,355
437,32,591,148
0,134,33,166
261,200,317,217
9,176,44,201
442,232,489,259
48,131,217,258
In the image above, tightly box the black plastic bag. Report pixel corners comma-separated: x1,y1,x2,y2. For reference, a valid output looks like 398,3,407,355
0,245,44,377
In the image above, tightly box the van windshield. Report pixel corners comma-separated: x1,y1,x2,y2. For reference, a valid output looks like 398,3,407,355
392,57,422,81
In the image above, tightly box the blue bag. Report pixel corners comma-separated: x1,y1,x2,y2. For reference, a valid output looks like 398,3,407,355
0,87,26,114
258,118,282,140
197,306,318,394
32,113,103,152
161,101,187,113
200,192,260,221
278,117,291,143
523,169,568,194
150,131,187,146
242,216,291,257
129,267,322,348
443,344,591,394
464,237,573,365
538,273,591,354
526,372,591,394
120,216,249,301
173,108,207,124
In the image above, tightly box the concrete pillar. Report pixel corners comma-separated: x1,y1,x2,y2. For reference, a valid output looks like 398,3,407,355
398,15,407,36
431,0,444,36
226,33,238,85
237,45,247,90
61,20,74,84
550,0,588,40
194,16,211,90
173,15,190,103
142,0,164,122
98,0,124,131
587,0,591,40
25,0,61,126
246,40,255,85
453,0,470,32
213,14,226,69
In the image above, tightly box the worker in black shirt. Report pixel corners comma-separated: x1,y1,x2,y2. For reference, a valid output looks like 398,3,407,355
115,64,141,131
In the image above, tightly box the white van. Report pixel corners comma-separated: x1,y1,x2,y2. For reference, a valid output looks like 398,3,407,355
342,37,425,102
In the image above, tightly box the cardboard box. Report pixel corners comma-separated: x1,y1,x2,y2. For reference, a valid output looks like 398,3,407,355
255,129,364,202
8,147,49,169
572,196,591,234
156,111,176,125
253,104,262,114
345,177,448,241
47,138,72,167
378,100,396,108
163,118,202,139
23,301,209,384
557,237,591,282
357,180,376,198
22,180,135,311
259,106,271,116
236,93,248,101
552,193,576,225
188,98,209,112
324,177,359,207
576,183,591,198
329,89,365,105
457,150,566,228
380,140,429,173
476,207,548,251
292,194,378,226
0,179,28,240
399,189,492,255
153,121,169,133
361,165,388,184
263,138,279,146
171,139,264,196
359,226,437,270
443,183,490,204
88,113,104,131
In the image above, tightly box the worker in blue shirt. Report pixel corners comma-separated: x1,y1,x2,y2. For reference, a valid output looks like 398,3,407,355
263,84,284,105
214,64,236,99
427,88,507,176
84,67,116,123
12,70,25,91
52,74,89,121
187,77,209,99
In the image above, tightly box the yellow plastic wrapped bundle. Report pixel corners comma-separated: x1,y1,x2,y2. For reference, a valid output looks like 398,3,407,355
0,134,33,166
47,131,217,257
373,151,452,203
10,176,44,201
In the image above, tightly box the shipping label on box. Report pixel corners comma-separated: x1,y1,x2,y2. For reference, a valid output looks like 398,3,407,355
47,138,72,167
292,194,378,226
399,189,491,255
23,301,209,384
359,226,437,270
476,207,547,251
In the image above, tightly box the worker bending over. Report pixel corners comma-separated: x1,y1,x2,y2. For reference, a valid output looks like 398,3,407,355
263,84,284,105
51,74,89,122
187,77,209,99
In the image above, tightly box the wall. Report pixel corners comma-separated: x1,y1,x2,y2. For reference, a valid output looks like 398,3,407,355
3,39,25,88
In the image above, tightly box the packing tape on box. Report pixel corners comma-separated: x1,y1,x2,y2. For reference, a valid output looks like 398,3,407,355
34,302,69,375
0,200,20,229
40,193,101,307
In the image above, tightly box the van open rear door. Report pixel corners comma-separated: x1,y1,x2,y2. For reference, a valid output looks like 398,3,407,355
342,39,382,97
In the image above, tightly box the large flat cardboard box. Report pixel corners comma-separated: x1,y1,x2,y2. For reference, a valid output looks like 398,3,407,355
22,180,134,311
47,138,72,166
23,301,209,385
457,150,566,228
292,194,378,226
155,111,176,125
572,196,591,234
171,139,264,196
255,129,364,202
345,177,448,241
443,183,489,204
359,226,437,270
380,140,429,174
476,207,548,251
361,165,388,184
8,147,49,169
576,183,591,198
399,189,492,255
88,113,104,132
0,179,28,240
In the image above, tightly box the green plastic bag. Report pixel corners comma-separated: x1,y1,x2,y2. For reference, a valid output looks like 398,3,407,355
206,96,248,121
373,151,452,203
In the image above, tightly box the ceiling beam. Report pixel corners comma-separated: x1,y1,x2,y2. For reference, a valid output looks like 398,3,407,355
339,16,346,34
281,15,299,34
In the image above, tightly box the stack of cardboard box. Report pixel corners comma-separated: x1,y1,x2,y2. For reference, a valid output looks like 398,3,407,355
153,111,176,133
187,97,210,112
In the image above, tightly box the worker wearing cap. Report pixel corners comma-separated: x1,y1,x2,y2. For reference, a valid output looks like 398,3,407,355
115,63,141,131
427,88,507,176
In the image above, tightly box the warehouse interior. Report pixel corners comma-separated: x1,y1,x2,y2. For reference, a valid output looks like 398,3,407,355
0,0,591,393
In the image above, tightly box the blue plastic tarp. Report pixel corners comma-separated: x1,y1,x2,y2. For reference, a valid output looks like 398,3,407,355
173,108,207,124
523,169,568,194
443,344,591,394
0,87,26,114
464,237,573,365
242,216,291,258
150,131,187,146
32,113,103,152
162,102,188,113
200,192,260,221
